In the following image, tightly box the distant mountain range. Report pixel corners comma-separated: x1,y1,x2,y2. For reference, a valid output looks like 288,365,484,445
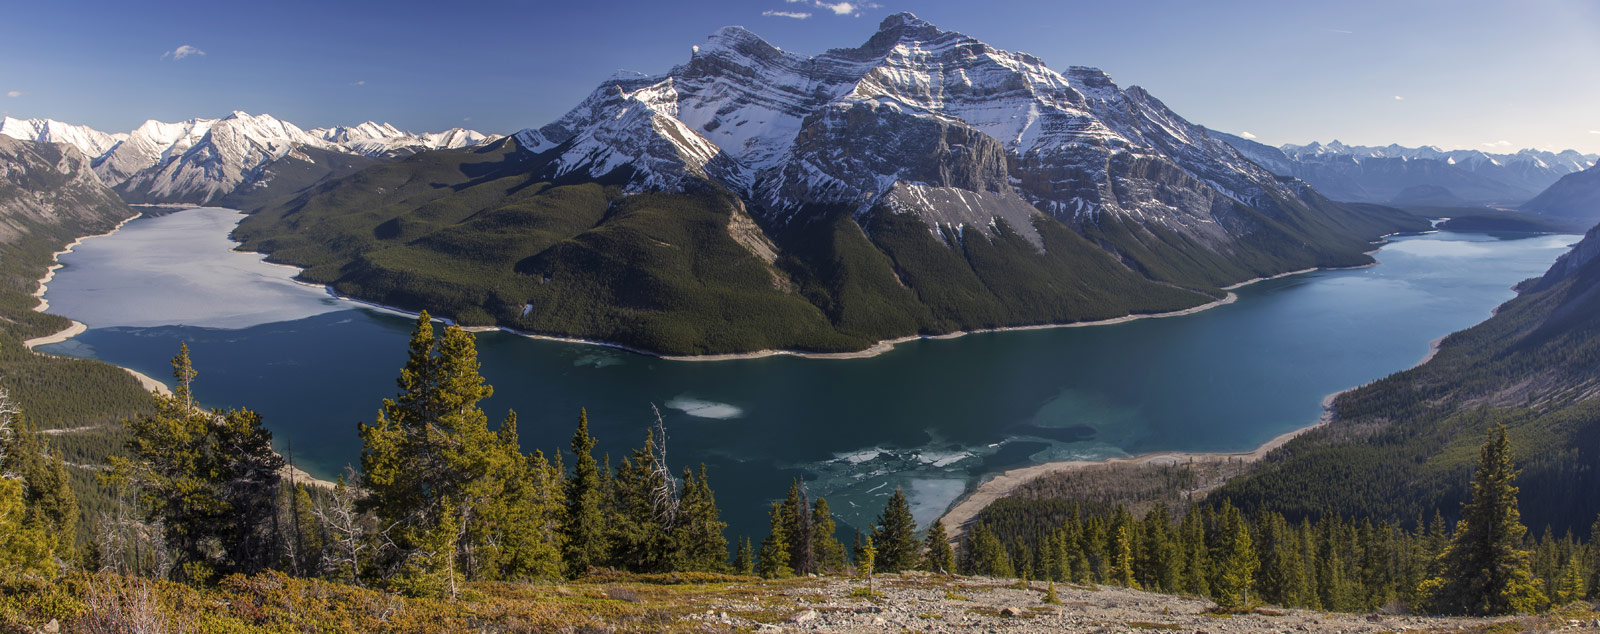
1521,161,1600,227
0,113,497,206
230,12,1426,355
1212,131,1596,208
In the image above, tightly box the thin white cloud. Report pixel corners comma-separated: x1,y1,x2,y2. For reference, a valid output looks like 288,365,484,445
1589,130,1600,135
462,117,472,122
1393,95,1404,101
5,91,22,98
1239,131,1257,139
813,1,878,16
352,80,366,86
764,9,811,18
1324,28,1354,34
161,45,206,61
1481,140,1513,148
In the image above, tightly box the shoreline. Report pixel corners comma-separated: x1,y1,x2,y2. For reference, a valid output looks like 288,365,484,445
938,387,1352,540
934,303,1453,541
22,213,172,396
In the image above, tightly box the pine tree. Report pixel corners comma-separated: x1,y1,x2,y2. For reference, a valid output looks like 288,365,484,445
0,407,75,569
1139,506,1178,592
672,465,729,572
757,502,793,579
871,487,919,573
780,480,814,575
922,519,955,574
1179,509,1209,596
1110,522,1137,588
811,497,846,573
117,343,284,582
357,315,518,593
961,523,1013,578
1420,424,1546,615
733,537,755,575
562,408,606,577
1210,502,1258,610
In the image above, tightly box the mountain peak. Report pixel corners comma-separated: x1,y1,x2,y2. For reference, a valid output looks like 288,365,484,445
878,12,934,32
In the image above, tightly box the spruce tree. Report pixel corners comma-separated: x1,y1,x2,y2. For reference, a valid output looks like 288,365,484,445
1179,509,1209,596
922,519,955,574
733,537,755,575
118,343,284,582
1420,424,1545,615
757,502,793,579
1110,522,1137,588
0,410,75,567
562,408,606,577
871,487,919,573
358,315,518,593
673,465,729,572
781,480,814,575
1210,502,1258,610
811,497,846,573
961,523,1013,578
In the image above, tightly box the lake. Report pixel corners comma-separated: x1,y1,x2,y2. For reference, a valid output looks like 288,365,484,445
38,207,1578,541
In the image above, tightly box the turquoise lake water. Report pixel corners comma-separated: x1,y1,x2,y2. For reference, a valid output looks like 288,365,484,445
38,207,1578,540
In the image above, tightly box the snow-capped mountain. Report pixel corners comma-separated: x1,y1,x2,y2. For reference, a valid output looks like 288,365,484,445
0,117,126,164
1,113,499,205
512,12,1361,262
1214,132,1596,206
311,122,499,158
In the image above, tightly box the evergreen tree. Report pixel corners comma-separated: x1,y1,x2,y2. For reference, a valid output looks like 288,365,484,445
922,520,955,574
1420,424,1546,615
780,480,815,575
757,502,792,579
811,497,846,573
672,465,729,572
117,343,284,582
870,487,919,573
733,537,755,575
0,407,75,569
1109,522,1137,587
562,408,606,577
1210,502,1258,610
1139,506,1178,592
0,478,51,578
357,315,519,594
961,523,1013,578
1179,509,1209,596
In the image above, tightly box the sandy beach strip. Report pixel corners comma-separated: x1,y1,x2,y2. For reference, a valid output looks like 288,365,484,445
937,389,1351,541
24,212,172,396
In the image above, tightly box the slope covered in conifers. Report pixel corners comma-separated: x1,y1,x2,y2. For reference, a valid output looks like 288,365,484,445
234,140,1217,355
1215,223,1600,534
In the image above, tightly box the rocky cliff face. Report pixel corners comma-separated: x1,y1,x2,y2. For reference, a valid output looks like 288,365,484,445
0,136,131,244
513,13,1418,286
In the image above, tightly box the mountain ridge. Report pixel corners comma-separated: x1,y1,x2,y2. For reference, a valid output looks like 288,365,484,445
2,112,500,205
230,12,1427,356
1213,130,1596,208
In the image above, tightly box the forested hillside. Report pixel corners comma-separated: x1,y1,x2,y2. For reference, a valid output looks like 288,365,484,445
1213,221,1600,535
0,137,158,547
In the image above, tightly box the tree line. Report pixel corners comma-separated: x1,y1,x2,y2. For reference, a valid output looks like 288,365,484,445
961,425,1597,615
0,314,1593,619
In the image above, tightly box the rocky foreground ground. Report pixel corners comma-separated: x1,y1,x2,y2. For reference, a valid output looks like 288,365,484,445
672,573,1600,634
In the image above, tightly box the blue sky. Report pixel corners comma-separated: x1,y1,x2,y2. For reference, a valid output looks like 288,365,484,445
4,0,1599,153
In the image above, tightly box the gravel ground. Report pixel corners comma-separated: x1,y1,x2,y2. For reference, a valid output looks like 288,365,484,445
679,573,1600,634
